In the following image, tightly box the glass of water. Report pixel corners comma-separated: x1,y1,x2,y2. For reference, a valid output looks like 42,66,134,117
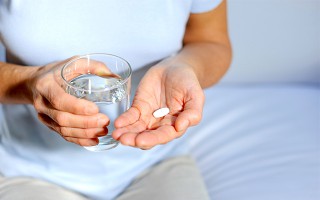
60,53,131,151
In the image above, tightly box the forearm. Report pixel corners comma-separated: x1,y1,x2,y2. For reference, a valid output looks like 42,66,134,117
164,0,232,88
164,41,232,88
0,62,37,104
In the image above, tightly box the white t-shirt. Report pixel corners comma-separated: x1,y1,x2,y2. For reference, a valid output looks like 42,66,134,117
0,1,222,199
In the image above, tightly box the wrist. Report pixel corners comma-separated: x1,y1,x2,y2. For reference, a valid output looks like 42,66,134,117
158,56,203,84
0,63,40,104
23,66,41,103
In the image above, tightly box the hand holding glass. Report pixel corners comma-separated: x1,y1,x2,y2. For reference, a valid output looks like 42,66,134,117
60,53,131,151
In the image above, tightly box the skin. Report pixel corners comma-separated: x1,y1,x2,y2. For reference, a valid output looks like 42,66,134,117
0,0,232,149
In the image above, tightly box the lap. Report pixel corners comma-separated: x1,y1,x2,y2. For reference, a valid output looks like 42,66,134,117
117,155,209,200
0,175,88,200
0,156,208,200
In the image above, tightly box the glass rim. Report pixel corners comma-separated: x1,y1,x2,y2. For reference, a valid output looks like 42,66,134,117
61,53,132,92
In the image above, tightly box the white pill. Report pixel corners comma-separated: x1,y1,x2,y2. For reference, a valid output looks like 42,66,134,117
153,107,170,118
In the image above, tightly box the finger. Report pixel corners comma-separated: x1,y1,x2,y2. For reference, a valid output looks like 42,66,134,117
175,108,202,132
135,125,178,149
37,80,99,115
113,120,147,140
115,98,156,128
118,132,139,147
38,113,107,138
37,100,109,128
115,118,186,149
114,106,141,128
38,113,58,131
175,92,204,131
62,58,120,81
60,127,107,139
64,137,99,146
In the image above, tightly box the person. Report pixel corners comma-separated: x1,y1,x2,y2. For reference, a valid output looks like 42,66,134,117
0,0,232,199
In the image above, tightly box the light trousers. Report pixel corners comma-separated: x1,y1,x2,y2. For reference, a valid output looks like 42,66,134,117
0,156,209,200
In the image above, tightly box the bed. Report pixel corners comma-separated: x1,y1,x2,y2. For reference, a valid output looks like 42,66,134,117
187,1,319,199
188,85,319,200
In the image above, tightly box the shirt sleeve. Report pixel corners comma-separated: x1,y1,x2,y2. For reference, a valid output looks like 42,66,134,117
191,0,223,13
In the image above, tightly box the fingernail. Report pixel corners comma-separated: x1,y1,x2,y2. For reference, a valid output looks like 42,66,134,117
96,69,111,76
89,139,98,146
98,118,108,127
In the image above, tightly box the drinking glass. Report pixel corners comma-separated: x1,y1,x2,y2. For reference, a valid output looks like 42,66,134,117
60,53,131,151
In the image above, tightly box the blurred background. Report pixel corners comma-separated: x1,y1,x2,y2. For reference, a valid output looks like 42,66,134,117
222,0,319,84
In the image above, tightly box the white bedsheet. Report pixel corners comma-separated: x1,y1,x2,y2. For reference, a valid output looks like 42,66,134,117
187,84,320,200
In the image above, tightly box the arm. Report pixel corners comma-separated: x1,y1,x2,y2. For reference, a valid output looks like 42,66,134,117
113,0,232,149
0,60,110,147
167,0,232,88
0,62,37,104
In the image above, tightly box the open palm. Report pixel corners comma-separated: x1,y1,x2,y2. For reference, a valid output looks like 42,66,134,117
113,64,205,149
